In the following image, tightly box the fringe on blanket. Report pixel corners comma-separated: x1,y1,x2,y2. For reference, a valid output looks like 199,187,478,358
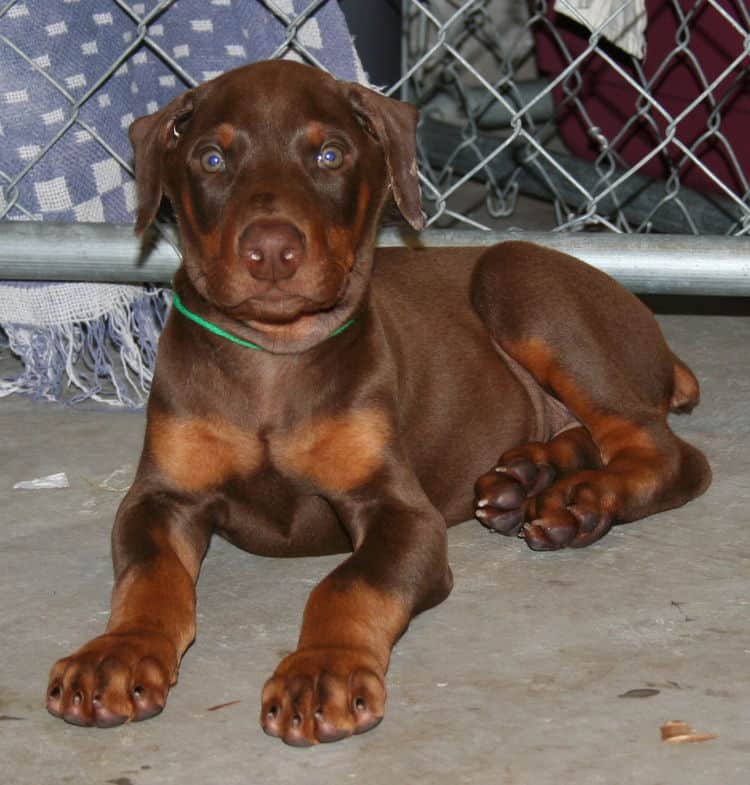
0,283,170,408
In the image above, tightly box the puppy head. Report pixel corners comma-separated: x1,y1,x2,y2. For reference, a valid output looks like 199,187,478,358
129,60,423,348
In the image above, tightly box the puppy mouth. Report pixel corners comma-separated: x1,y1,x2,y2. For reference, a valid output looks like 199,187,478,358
225,286,342,325
248,294,313,324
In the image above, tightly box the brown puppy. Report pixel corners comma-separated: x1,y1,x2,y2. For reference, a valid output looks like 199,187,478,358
45,60,710,745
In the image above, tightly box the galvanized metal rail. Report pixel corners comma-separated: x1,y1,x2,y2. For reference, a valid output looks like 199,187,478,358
1,221,747,295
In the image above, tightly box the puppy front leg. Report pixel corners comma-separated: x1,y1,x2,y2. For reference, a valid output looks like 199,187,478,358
46,488,215,726
261,476,452,746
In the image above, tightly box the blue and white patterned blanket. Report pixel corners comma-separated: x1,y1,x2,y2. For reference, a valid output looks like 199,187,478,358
0,0,364,223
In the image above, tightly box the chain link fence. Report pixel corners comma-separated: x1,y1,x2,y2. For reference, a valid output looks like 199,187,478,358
0,0,749,238
398,0,750,236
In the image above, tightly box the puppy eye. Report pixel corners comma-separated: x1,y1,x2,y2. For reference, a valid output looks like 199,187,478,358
317,144,344,170
201,149,225,173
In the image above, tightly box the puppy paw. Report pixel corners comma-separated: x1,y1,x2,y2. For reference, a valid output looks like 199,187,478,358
261,647,385,746
46,631,177,727
521,474,613,550
474,458,556,535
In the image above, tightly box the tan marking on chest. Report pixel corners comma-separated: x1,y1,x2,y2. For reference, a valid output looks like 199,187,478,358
148,413,264,492
273,408,391,493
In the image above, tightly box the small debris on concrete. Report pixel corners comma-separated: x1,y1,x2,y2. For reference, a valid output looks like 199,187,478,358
618,688,660,698
660,719,717,744
13,471,69,490
206,699,241,712
97,465,134,492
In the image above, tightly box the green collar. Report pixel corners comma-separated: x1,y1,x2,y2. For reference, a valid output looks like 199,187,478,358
171,290,355,351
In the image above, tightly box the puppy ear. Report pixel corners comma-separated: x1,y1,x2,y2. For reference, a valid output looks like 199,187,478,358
128,92,194,236
346,84,425,231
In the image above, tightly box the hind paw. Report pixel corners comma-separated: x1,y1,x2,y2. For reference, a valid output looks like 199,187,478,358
474,458,556,535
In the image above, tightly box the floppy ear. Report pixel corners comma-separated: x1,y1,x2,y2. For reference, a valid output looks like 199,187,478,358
128,92,194,236
346,84,425,231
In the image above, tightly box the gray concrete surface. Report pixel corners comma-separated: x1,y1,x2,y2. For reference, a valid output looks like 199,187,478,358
1,310,748,785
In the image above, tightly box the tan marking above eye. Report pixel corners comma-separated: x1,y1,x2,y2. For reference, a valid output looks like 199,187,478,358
216,122,235,148
305,121,326,148
273,408,392,493
148,413,264,493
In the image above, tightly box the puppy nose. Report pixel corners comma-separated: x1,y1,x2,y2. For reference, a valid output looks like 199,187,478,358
238,221,305,281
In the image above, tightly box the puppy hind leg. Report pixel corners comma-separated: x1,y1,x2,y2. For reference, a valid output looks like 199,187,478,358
470,242,711,550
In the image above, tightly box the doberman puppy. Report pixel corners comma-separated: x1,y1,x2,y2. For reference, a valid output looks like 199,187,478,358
46,60,710,745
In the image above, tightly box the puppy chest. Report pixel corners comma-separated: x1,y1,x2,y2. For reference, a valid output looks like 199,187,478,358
147,408,391,495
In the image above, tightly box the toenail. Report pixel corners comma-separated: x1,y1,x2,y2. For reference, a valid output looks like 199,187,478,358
267,705,279,719
73,692,82,706
132,685,144,698
353,697,366,712
49,686,61,700
292,713,301,727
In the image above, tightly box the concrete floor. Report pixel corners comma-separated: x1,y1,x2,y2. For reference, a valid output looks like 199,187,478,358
2,308,749,785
